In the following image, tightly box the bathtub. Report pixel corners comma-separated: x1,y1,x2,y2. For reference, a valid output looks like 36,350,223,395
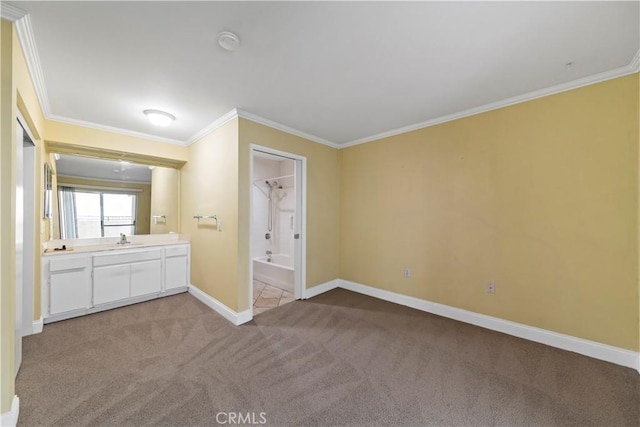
253,254,294,293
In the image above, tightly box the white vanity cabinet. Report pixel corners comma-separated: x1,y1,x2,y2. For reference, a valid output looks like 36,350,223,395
131,259,163,297
43,242,190,323
164,244,189,290
93,264,130,305
47,254,92,315
92,249,163,305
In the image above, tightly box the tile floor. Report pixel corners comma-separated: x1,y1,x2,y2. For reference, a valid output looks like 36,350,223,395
253,280,295,315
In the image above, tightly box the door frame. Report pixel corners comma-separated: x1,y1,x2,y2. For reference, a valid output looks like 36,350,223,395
15,113,36,376
249,144,307,314
15,111,39,342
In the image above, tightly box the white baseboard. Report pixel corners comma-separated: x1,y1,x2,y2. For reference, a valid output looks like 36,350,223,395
188,284,252,326
0,395,19,427
21,317,43,337
236,309,253,325
32,317,43,334
44,287,188,325
190,277,639,372
304,279,340,299
338,279,640,372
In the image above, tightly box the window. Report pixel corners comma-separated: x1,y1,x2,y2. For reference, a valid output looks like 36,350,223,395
58,187,137,239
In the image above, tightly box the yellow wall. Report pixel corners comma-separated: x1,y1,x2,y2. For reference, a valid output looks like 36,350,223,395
56,176,152,235
0,18,16,415
238,118,340,309
150,167,180,234
1,19,189,413
180,118,340,312
1,20,49,413
180,119,240,310
1,12,638,417
45,120,188,164
340,74,640,351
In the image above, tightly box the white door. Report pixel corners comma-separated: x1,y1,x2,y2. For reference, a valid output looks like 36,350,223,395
293,158,304,300
15,121,23,376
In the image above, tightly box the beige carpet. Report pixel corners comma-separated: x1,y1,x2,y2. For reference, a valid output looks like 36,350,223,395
16,289,639,426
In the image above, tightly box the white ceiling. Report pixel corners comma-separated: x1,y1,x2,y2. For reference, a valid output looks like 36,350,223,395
56,155,152,183
6,1,640,147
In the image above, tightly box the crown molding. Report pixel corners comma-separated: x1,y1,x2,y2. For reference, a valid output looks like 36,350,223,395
236,109,339,149
0,3,27,21
57,174,151,186
185,108,239,145
341,52,640,149
47,114,186,146
11,9,185,147
185,108,340,149
10,3,639,152
630,49,640,72
8,4,337,151
13,14,52,118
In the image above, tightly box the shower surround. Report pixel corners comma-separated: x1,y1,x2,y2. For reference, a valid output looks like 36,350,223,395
252,156,295,291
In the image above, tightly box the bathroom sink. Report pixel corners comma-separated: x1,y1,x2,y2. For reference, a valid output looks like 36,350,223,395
85,242,147,252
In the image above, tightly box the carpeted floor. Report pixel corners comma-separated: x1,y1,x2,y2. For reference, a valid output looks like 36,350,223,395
16,289,639,426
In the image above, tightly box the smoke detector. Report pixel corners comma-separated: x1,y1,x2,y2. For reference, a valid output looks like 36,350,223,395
218,31,240,51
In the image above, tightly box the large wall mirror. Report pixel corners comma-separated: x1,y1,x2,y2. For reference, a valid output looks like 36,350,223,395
50,153,180,240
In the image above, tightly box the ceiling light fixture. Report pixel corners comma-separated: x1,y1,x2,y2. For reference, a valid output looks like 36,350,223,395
144,109,176,127
217,31,240,51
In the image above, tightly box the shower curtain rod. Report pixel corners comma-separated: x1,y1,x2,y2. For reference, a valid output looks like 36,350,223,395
251,174,294,185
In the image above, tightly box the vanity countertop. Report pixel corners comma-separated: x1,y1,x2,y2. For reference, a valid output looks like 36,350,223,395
43,239,190,256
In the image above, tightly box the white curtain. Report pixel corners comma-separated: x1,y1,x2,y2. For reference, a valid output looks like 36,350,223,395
58,186,78,239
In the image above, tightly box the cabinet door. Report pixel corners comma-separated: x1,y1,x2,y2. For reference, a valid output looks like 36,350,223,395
165,256,188,290
94,264,130,305
131,260,162,297
50,269,91,315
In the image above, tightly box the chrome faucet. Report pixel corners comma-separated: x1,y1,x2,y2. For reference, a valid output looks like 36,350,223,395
266,250,272,262
118,233,130,245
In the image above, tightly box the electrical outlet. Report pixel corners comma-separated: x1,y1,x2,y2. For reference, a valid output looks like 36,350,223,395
486,282,496,294
404,268,411,278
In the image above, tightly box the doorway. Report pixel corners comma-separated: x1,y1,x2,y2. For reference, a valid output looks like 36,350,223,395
16,117,36,376
250,145,306,317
